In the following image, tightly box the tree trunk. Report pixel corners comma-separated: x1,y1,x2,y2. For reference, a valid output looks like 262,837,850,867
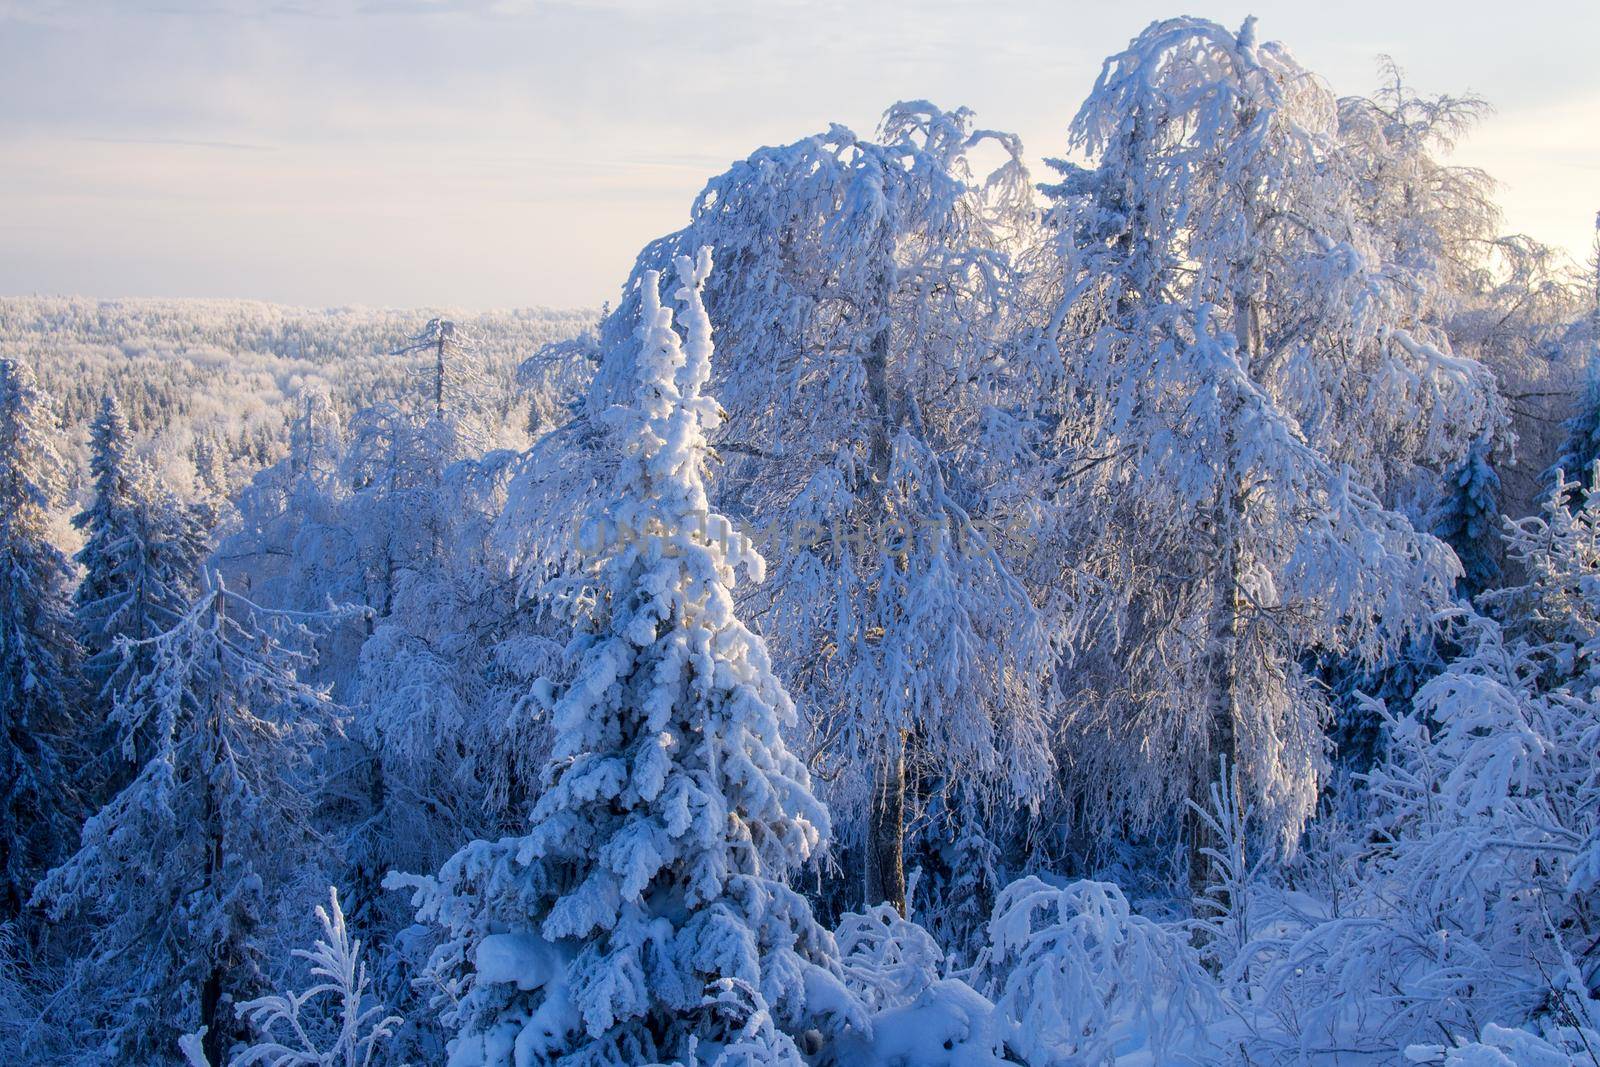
860,269,908,914
1189,289,1256,910
200,587,229,1067
199,954,225,1067
865,733,907,915
434,333,446,418
1188,502,1242,908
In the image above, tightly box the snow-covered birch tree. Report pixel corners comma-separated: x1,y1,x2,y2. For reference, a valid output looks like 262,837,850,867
395,251,860,1067
1041,17,1500,897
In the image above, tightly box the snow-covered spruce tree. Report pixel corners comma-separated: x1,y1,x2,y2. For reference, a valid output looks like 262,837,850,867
1429,434,1502,598
74,395,210,703
0,358,82,921
1553,217,1600,511
1042,17,1499,898
33,579,346,1066
1556,374,1600,512
909,785,1006,968
554,102,1057,915
396,251,859,1066
73,396,137,638
1317,630,1444,780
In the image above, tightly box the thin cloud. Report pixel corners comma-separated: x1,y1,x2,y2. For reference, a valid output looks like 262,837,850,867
76,135,275,152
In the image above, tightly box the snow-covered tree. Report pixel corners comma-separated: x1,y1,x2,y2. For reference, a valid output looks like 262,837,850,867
1040,17,1499,895
333,335,567,1054
219,390,351,617
561,102,1058,913
33,579,346,1066
0,358,82,920
73,396,137,631
395,251,860,1066
341,448,560,1047
1556,376,1600,511
909,786,1007,966
1337,58,1498,340
1430,434,1502,598
74,395,210,702
829,905,1017,1067
1552,217,1600,511
191,431,231,504
390,317,493,451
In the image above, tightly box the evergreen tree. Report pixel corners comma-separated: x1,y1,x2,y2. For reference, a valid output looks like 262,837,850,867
33,579,344,1066
1430,434,1503,599
0,358,81,920
1554,380,1600,511
396,252,859,1066
73,395,208,698
73,396,136,626
1552,216,1600,510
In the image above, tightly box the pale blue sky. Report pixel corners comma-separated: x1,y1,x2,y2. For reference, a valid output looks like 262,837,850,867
2,1,1596,309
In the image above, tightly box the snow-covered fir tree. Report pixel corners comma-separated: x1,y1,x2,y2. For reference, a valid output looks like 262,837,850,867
395,251,861,1067
1552,218,1600,511
72,397,136,638
1430,434,1503,598
0,358,82,921
73,395,210,702
32,579,347,1066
